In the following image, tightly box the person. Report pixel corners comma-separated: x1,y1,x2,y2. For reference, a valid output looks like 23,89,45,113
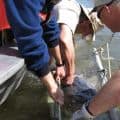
52,0,103,85
71,0,120,119
4,0,65,105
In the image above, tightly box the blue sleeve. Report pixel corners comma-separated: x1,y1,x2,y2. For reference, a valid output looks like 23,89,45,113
4,0,53,77
42,14,60,48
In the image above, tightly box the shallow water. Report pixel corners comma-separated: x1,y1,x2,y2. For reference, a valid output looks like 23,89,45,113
0,27,120,120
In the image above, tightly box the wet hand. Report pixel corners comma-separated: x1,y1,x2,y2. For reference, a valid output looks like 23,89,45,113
49,83,64,105
41,72,64,105
56,65,65,80
62,75,74,85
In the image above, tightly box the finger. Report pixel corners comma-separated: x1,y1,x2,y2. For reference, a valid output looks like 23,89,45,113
57,99,64,105
56,77,61,85
56,95,64,105
58,73,65,80
61,72,65,78
56,75,60,81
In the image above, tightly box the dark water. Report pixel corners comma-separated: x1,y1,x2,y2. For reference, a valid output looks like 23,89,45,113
0,72,51,120
0,27,120,120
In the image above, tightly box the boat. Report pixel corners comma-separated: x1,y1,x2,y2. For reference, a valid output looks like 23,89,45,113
0,46,25,105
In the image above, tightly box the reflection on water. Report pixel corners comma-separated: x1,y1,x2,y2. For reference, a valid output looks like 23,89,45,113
0,27,120,120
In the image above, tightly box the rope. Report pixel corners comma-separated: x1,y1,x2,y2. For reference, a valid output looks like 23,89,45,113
106,43,111,78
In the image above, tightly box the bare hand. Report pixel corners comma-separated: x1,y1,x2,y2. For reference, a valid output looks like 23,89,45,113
41,72,64,105
62,75,74,85
49,84,64,105
56,65,65,80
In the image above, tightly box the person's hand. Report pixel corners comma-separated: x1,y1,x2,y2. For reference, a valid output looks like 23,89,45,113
62,74,74,85
48,83,64,105
41,72,64,105
55,65,65,80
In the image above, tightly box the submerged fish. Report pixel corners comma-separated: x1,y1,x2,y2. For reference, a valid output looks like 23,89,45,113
62,75,96,112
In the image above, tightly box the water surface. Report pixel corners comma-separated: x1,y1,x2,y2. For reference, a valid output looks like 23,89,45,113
0,27,120,120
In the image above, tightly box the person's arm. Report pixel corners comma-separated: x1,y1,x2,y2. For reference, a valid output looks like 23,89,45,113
42,14,65,79
49,45,65,79
4,0,64,105
41,72,64,105
59,24,75,85
5,0,50,76
49,45,63,66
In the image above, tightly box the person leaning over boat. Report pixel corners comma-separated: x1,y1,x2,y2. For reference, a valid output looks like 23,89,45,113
4,0,65,105
52,0,103,85
71,0,120,119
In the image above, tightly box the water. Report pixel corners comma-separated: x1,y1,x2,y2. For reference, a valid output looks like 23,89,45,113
0,72,51,120
0,27,120,120
75,27,120,80
74,27,120,120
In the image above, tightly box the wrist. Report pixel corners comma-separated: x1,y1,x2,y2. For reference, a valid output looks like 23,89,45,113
56,62,64,67
41,72,58,91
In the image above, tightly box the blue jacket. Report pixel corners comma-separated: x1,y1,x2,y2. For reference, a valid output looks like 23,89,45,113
4,0,60,77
